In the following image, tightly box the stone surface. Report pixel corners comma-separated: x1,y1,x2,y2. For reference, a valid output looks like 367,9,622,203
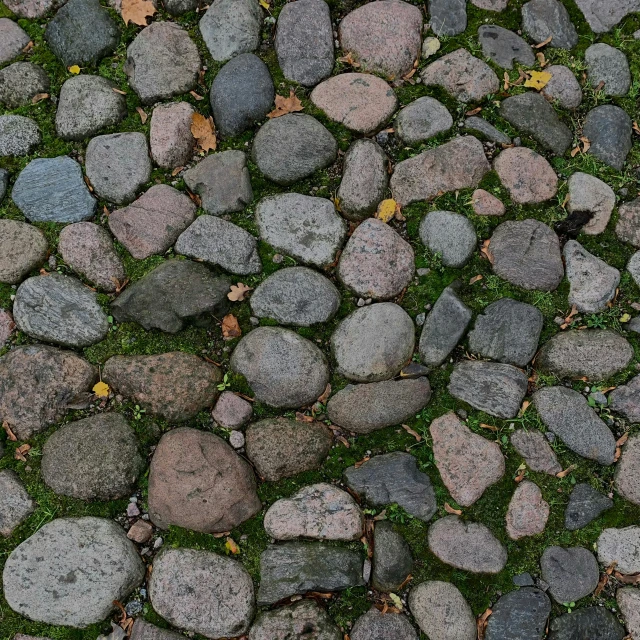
567,172,615,235
58,222,125,292
42,413,142,501
597,526,640,574
257,542,364,605
150,102,195,169
109,185,196,260
249,601,342,640
331,303,414,382
472,0,508,8
565,483,613,531
420,210,476,268
0,219,48,284
231,327,329,408
586,43,631,96
534,386,616,465
275,0,333,86
0,310,15,347
111,260,229,332
419,49,499,102
351,607,418,640
548,608,625,640
615,433,640,506
327,377,431,434
125,22,200,104
3,517,144,627
148,427,260,534
264,483,363,541
338,218,414,299
542,64,583,108
574,0,640,33
344,452,437,521
0,115,41,156
245,418,332,481
250,267,340,326
409,581,475,640
3,0,61,17
130,620,185,640
535,329,633,380
540,546,599,603
396,97,453,145
511,429,562,475
212,391,252,430
494,147,558,205
103,352,222,422
464,117,511,145
479,24,535,69
14,274,108,348
617,198,640,248
0,345,96,440
488,219,564,290
617,588,640,640
149,548,254,638
506,481,550,540
0,19,30,65
428,516,507,573
485,588,551,640
522,0,578,48
448,360,528,419
471,189,506,216
372,520,412,592
0,62,51,109
583,105,632,171
391,135,490,206
0,470,35,537
429,0,466,36
431,412,505,506
252,114,337,185
56,75,126,141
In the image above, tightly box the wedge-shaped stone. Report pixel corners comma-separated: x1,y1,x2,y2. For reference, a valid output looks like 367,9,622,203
506,481,550,540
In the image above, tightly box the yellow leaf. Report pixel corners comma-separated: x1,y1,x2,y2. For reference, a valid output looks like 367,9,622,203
191,113,217,153
121,0,157,26
376,199,396,223
225,537,240,554
524,70,552,90
93,381,110,398
389,593,403,611
620,313,631,323
68,65,81,74
258,0,270,8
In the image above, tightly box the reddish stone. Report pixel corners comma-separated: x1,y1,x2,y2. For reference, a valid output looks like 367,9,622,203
150,102,195,169
212,390,252,429
127,519,153,543
615,433,640,506
494,147,558,204
506,480,550,540
511,429,562,475
0,310,15,346
471,189,505,216
3,0,61,17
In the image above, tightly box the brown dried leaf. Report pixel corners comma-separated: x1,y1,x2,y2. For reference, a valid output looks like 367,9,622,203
335,435,350,448
22,41,34,53
469,274,483,285
2,421,17,442
614,571,640,585
227,282,252,302
14,443,31,462
533,35,553,48
136,106,148,124
477,608,492,640
171,166,184,177
402,424,422,441
31,92,49,104
121,0,156,25
466,107,482,116
633,121,640,136
354,456,370,468
84,175,94,192
579,136,591,153
556,464,577,479
190,90,204,101
444,502,462,515
480,239,494,264
514,467,526,483
191,113,217,153
338,52,361,68
221,314,241,339
571,145,580,157
295,411,314,423
267,89,304,118
503,71,510,91
317,383,332,405
112,87,127,95
536,51,548,67
480,423,498,432
519,400,531,416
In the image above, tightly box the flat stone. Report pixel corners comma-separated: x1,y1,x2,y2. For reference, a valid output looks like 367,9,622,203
372,520,412,592
148,427,260,534
574,0,640,33
210,53,273,138
506,481,550,540
471,189,506,216
327,377,431,434
58,222,125,292
419,286,472,367
522,0,578,49
472,0,508,8
150,102,194,169
125,22,200,104
500,93,572,156
617,588,640,640
0,470,35,537
351,607,418,640
548,608,625,640
583,105,632,171
0,310,15,347
149,548,254,638
231,327,329,408
257,542,364,605
199,0,262,62
245,418,332,481
344,451,437,521
45,0,119,66
130,620,185,640
275,0,333,86
617,198,640,247
42,413,142,501
428,516,508,573
511,429,562,475
0,62,51,109
0,115,41,156
0,19,30,65
264,483,363,541
429,0,467,36
586,43,631,96
420,49,499,102
127,519,152,544
420,210,476,268
486,588,551,640
431,412,505,506
410,581,475,640
109,185,196,259
250,601,342,640
250,266,340,325
0,345,96,440
331,303,414,382
391,135,490,206
567,172,615,235
4,0,62,17
212,391,252,429
597,526,640,574
542,64,583,109
615,433,640,506
3,517,144,627
395,97,452,145
565,483,613,531
252,114,337,185
479,25,535,69
536,329,633,380
540,546,599,603
0,219,48,284
464,117,511,145
488,219,564,290
469,298,542,366
448,360,528,419
103,352,222,422
56,75,126,141
534,386,616,464
339,0,422,78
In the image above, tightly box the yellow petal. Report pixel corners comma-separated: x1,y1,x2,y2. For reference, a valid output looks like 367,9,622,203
68,65,81,74
93,381,110,398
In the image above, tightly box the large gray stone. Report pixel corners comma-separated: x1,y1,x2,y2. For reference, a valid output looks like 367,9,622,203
0,219,48,284
351,607,418,640
597,526,640,574
548,608,625,640
0,18,30,65
428,0,467,36
0,115,41,156
574,0,640,33
522,0,578,49
130,620,185,640
479,24,535,69
542,64,583,109
511,429,562,476
506,480,550,540
565,483,613,531
396,96,453,145
0,470,35,537
464,116,511,145
586,43,631,96
567,172,615,235
0,62,50,109
372,521,413,592
583,105,632,171
616,433,640,506
617,588,640,640
419,210,476,268
610,375,640,424
618,199,640,248
249,601,342,640
485,589,551,640
540,546,599,603
494,147,558,204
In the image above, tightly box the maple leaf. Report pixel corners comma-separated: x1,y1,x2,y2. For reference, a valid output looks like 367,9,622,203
524,70,552,90
267,89,304,118
191,113,217,153
93,381,110,398
376,199,397,223
121,0,156,26
221,314,242,340
228,282,252,302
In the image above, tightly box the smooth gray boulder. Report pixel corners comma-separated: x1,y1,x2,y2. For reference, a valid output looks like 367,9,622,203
617,589,640,640
586,43,631,96
429,0,467,35
574,0,640,33
478,24,535,69
597,526,640,574
0,470,35,537
540,546,599,603
250,601,342,640
0,115,41,156
0,18,30,65
0,220,48,285
0,63,50,109
609,374,640,423
583,105,632,170
511,429,563,476
485,588,551,640
419,210,476,268
396,97,453,144
372,521,413,592
565,483,612,531
548,607,625,640
567,171,615,235
522,0,578,49
351,607,418,640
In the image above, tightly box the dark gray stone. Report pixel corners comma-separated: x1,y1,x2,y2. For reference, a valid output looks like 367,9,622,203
0,62,50,109
372,521,413,592
479,25,535,69
485,588,551,640
540,546,600,603
513,573,535,587
565,483,613,531
351,607,418,640
464,116,511,144
257,543,364,605
548,608,625,640
163,0,197,14
396,97,453,145
0,115,41,156
249,601,342,640
610,374,640,422
428,0,467,36
0,470,35,537
583,105,632,171
500,92,572,155
344,452,437,522
586,43,631,96
45,0,119,66
420,210,476,268
0,219,48,285
210,53,274,138
522,0,578,49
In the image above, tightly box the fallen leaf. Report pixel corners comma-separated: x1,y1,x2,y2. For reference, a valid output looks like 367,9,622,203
469,274,483,285
354,456,370,468
68,65,81,74
121,0,157,26
503,71,510,91
376,199,397,223
14,443,31,462
524,70,552,90
466,107,482,116
191,113,217,153
402,424,422,441
556,464,577,478
84,175,94,192
614,432,629,462
514,466,526,483
614,571,640,585
533,35,553,48
633,121,640,136
221,314,241,339
225,537,240,554
31,92,49,104
477,608,493,640
93,381,110,398
579,136,591,153
617,433,629,447
402,66,417,81
560,304,579,330
227,282,252,302
335,435,350,448
338,52,361,68
480,423,498,432
444,502,462,515
394,201,405,221
171,166,184,177
536,51,548,67
480,239,493,263
2,421,17,442
22,41,33,53
112,87,127,95
135,106,148,124
570,145,580,157
389,593,403,611
267,89,304,118
519,400,531,416
190,90,204,101
296,411,314,423
317,383,331,405
258,0,270,8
